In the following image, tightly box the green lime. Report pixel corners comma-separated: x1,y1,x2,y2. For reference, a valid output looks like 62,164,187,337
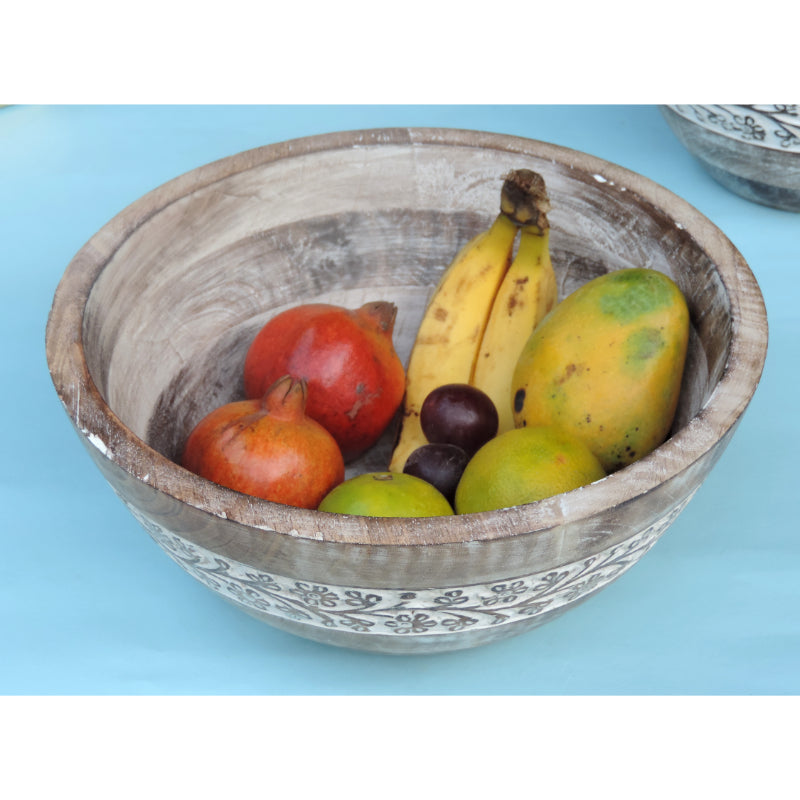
454,426,606,514
318,471,453,517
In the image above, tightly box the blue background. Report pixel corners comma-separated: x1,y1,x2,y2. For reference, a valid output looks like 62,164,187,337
2,104,797,695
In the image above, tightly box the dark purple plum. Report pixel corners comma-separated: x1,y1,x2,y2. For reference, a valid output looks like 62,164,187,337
403,443,469,505
420,383,499,455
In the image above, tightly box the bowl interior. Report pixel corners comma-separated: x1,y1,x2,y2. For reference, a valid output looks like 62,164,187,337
52,129,764,546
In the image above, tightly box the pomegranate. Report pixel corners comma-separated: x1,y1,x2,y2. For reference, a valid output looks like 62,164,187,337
181,375,345,509
243,301,405,461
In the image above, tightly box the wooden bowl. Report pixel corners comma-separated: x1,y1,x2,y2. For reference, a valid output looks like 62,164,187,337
46,128,768,654
662,105,800,211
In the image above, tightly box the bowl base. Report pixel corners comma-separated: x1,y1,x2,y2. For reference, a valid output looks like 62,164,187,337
699,159,800,212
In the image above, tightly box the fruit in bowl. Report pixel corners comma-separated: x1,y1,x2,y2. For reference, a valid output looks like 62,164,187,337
318,471,454,518
511,267,690,472
45,128,768,654
181,375,345,509
180,172,690,515
454,425,606,514
389,169,558,472
420,383,499,458
243,301,405,462
402,443,469,506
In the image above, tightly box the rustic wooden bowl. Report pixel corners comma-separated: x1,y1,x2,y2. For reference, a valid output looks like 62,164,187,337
661,105,800,211
46,128,768,654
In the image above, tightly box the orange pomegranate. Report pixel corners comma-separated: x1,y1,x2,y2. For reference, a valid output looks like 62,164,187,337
181,375,345,509
243,301,405,461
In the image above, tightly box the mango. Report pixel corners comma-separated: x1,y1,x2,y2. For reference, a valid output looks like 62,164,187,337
511,268,690,472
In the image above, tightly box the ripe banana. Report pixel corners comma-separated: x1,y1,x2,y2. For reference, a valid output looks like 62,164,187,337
388,209,519,472
471,171,558,434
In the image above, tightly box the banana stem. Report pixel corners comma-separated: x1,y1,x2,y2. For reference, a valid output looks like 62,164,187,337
500,169,550,230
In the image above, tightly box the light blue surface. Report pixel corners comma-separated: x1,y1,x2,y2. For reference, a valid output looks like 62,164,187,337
2,105,797,695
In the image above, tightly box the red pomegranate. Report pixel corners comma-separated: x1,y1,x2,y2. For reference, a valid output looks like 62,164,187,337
243,301,406,461
181,375,345,509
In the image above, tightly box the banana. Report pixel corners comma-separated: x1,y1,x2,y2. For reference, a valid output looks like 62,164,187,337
388,209,519,472
471,170,558,434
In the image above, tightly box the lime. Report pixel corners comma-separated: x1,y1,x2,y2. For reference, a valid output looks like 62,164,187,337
318,471,454,517
454,426,606,514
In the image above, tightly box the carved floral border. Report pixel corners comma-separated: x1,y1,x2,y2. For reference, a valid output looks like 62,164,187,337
121,494,694,638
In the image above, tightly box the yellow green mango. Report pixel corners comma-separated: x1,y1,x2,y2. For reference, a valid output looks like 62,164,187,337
511,268,690,472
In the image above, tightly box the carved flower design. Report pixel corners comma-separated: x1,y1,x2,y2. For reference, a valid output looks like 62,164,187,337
244,572,283,593
290,583,340,608
440,615,479,632
343,590,382,609
434,590,469,607
482,580,526,606
385,613,438,634
337,616,374,633
122,490,695,639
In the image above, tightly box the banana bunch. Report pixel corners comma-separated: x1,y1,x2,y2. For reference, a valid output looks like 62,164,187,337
387,209,518,472
388,169,558,473
472,171,558,434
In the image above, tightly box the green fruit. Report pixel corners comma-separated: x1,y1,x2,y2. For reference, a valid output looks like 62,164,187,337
318,471,454,517
454,426,606,514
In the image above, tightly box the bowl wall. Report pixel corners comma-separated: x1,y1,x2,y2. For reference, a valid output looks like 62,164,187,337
46,128,768,653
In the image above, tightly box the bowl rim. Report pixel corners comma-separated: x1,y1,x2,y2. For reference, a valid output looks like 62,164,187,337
45,126,769,547
663,104,800,154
